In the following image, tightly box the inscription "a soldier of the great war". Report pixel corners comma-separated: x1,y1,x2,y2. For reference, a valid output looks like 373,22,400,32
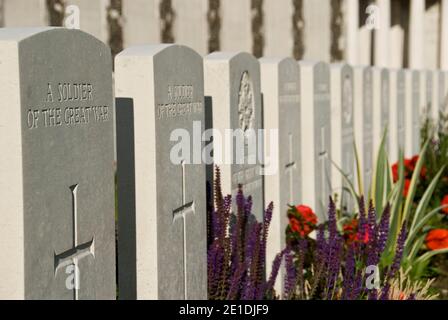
26,82,110,129
157,84,203,120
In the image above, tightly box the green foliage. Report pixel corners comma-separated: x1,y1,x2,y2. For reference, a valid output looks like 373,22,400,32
339,126,448,281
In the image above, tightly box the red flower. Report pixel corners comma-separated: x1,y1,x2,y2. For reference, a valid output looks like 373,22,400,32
420,166,427,179
404,158,413,172
392,156,426,183
403,179,411,197
343,218,369,245
441,195,448,215
426,229,448,250
288,205,317,238
411,155,419,169
392,163,399,183
411,155,427,179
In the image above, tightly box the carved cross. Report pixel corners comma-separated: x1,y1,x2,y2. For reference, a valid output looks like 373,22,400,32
285,133,297,205
318,126,329,205
54,185,95,300
172,161,195,300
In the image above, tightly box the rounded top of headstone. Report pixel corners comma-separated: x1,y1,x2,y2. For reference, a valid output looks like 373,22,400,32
298,60,330,73
117,44,201,61
388,68,400,74
205,51,256,63
330,62,350,71
297,60,322,67
352,64,372,69
259,56,296,66
0,27,106,47
370,66,388,73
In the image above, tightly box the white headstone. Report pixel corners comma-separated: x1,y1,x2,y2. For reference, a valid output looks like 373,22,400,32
389,69,406,163
439,71,448,116
204,52,264,220
3,0,48,27
345,0,360,65
424,2,440,70
330,64,354,212
220,0,251,52
64,0,110,44
409,0,425,69
353,66,374,197
441,0,448,69
374,0,391,67
122,0,161,48
115,44,207,300
299,61,331,221
405,70,421,157
420,70,432,118
389,25,405,69
431,70,440,124
172,0,208,55
372,67,390,155
303,0,331,62
260,57,300,293
0,28,116,300
359,31,373,65
264,0,294,57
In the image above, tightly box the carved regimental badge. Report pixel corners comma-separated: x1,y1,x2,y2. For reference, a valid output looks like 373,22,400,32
238,71,255,132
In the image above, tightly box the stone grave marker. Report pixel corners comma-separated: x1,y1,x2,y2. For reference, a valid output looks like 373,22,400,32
220,0,252,53
389,69,406,163
330,63,354,212
3,0,48,27
431,70,440,125
204,52,264,220
439,71,448,117
0,28,115,300
115,44,207,300
420,70,433,118
372,67,390,156
353,66,374,197
260,57,301,292
65,0,110,44
122,0,161,48
299,61,331,221
405,70,421,157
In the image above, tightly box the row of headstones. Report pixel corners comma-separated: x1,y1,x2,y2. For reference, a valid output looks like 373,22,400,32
0,0,337,60
0,27,446,300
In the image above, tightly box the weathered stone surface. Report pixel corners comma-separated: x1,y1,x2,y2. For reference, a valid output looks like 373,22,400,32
331,63,354,212
204,52,264,220
115,44,207,300
3,0,48,27
372,67,390,155
65,0,110,44
405,70,421,157
353,66,374,196
299,61,331,221
260,57,301,292
389,69,406,163
0,28,115,300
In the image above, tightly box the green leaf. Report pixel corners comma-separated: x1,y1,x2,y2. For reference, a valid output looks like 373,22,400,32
408,234,426,263
372,129,389,217
402,141,429,224
330,158,359,213
386,153,405,253
415,248,448,265
353,140,364,198
407,205,448,248
409,166,446,234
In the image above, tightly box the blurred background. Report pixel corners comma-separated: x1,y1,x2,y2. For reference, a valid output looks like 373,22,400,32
1,0,447,69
